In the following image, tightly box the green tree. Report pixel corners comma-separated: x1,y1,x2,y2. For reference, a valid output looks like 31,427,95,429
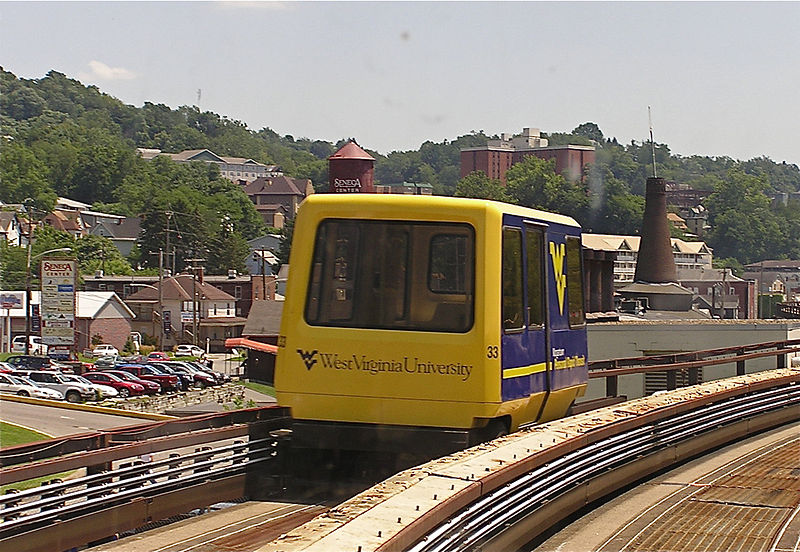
706,170,785,264
505,156,588,220
454,171,509,202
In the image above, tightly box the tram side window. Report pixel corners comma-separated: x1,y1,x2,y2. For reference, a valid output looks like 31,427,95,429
525,227,544,328
566,236,585,326
502,227,524,332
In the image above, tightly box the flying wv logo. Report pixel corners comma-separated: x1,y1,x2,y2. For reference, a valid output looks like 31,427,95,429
549,242,567,316
296,349,318,370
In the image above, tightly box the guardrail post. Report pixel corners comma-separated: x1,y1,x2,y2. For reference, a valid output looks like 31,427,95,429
3,489,20,521
666,369,677,391
688,367,699,386
777,352,786,369
606,375,618,398
737,351,746,376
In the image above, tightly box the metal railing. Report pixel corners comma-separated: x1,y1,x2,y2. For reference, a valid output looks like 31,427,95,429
0,407,291,552
404,380,800,552
588,338,800,397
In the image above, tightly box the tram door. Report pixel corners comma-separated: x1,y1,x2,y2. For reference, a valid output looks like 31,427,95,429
500,223,549,414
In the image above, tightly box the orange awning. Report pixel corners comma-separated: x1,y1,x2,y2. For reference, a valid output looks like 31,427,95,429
224,337,278,354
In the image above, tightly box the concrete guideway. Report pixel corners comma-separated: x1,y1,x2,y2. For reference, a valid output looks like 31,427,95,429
257,368,800,552
533,421,800,552
90,502,326,552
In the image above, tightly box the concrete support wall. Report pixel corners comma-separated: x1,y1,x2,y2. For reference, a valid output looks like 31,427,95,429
584,321,800,401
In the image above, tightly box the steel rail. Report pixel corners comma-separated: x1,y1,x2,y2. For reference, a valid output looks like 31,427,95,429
407,383,800,552
0,437,278,539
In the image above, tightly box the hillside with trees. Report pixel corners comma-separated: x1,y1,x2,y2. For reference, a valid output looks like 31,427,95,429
1,67,799,278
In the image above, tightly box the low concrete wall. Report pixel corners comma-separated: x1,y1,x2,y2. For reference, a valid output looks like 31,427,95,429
585,320,800,401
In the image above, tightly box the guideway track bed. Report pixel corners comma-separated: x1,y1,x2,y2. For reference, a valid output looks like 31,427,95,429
263,368,800,552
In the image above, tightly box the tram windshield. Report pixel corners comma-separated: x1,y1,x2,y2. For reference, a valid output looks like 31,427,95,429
305,219,474,332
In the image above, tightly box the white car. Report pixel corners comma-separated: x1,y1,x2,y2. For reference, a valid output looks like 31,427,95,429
175,344,204,357
59,373,119,400
0,373,62,400
92,344,119,357
11,335,48,355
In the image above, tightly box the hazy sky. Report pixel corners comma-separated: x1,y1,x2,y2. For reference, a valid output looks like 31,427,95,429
2,2,799,164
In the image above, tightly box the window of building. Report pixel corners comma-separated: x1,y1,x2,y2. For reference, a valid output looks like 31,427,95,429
234,286,242,299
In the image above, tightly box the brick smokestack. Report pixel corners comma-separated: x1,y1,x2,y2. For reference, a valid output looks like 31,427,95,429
634,177,677,283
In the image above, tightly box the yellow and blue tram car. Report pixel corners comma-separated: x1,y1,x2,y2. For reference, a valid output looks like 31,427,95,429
275,194,587,454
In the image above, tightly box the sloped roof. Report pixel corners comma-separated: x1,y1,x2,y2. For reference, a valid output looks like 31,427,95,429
329,141,374,161
220,156,266,167
0,211,17,232
582,233,711,255
125,274,235,302
2,291,134,319
91,217,141,240
242,300,283,337
77,291,135,319
243,176,310,197
169,149,226,163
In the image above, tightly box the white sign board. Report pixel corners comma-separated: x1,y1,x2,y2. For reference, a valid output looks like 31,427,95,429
40,258,77,347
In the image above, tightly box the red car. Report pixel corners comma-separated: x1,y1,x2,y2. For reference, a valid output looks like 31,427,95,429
116,364,180,393
147,351,170,361
103,369,161,395
82,371,146,398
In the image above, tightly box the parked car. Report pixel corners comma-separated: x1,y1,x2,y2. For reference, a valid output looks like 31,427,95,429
147,351,170,361
0,362,13,373
115,364,180,393
93,355,122,369
6,355,59,370
11,370,95,403
92,344,119,357
83,372,146,398
175,344,204,357
188,361,230,384
11,335,48,355
102,370,161,395
146,363,194,391
0,373,63,400
59,373,119,400
153,361,216,388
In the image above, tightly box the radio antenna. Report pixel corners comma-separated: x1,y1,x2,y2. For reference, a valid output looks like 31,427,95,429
648,106,657,178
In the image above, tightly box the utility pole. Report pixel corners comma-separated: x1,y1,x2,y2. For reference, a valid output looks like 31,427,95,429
158,248,164,350
185,257,205,346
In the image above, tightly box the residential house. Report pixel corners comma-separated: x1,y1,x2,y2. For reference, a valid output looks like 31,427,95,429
83,212,142,257
678,267,757,319
242,176,314,229
0,211,21,245
743,260,800,300
124,273,246,351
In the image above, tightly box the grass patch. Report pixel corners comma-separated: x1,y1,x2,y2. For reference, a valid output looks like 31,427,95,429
0,352,15,362
0,421,50,447
0,422,73,492
238,380,275,397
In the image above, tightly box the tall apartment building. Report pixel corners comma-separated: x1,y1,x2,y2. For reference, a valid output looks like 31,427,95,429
460,127,595,184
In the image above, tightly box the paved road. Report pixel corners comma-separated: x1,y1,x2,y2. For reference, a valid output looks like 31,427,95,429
0,399,148,437
532,421,800,552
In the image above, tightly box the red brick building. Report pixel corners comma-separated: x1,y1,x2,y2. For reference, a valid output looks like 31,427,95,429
460,128,595,184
